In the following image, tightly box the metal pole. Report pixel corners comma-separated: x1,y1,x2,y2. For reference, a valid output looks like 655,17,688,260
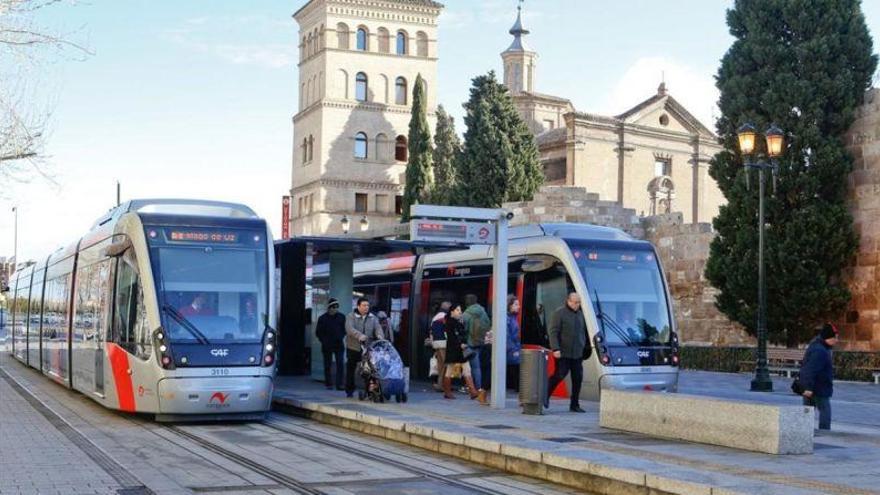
490,215,509,408
751,166,773,392
12,206,17,271
116,181,121,207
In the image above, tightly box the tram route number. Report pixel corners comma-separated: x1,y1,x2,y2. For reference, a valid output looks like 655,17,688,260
211,368,231,376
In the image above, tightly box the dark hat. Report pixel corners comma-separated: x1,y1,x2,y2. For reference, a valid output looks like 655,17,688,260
327,298,340,309
820,323,839,340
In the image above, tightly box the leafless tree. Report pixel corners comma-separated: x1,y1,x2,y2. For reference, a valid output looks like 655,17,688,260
1,0,90,191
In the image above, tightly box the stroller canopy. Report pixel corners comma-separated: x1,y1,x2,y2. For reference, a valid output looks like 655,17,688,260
367,340,404,381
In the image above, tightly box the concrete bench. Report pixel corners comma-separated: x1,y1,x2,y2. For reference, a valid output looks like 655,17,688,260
599,390,814,454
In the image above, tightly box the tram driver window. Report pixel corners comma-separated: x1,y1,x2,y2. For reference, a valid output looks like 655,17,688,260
114,250,150,360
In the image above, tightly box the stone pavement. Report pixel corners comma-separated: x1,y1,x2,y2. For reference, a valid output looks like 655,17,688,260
272,371,880,495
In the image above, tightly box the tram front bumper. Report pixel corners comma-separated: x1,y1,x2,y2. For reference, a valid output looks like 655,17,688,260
157,376,273,415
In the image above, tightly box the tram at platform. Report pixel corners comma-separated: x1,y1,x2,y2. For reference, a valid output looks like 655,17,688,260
7,199,276,421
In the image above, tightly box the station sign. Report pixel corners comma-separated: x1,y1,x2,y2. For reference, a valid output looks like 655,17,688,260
410,219,496,245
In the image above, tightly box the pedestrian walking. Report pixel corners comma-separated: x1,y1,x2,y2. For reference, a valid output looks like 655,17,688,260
430,301,452,392
506,295,522,392
463,294,490,405
798,323,839,430
315,298,346,390
545,293,589,413
442,303,479,400
344,297,384,397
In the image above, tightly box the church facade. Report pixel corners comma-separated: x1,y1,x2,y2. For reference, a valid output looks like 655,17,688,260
290,0,442,236
502,7,724,224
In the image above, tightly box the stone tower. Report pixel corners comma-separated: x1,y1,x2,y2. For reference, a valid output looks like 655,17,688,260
500,1,535,95
290,0,442,236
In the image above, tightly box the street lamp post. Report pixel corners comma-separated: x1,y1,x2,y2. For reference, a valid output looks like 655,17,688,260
340,215,350,234
737,123,785,392
12,206,18,271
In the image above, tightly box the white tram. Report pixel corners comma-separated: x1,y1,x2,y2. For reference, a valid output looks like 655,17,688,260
312,223,680,400
6,199,276,420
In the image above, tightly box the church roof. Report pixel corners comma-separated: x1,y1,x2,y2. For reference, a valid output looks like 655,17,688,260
504,3,531,52
615,82,715,137
514,91,572,105
536,127,567,146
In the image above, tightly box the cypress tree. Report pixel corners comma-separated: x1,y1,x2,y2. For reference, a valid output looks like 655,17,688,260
705,0,877,346
401,74,434,222
431,104,461,205
457,71,542,207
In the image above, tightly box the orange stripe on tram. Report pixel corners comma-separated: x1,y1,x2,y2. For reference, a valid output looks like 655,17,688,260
106,343,136,412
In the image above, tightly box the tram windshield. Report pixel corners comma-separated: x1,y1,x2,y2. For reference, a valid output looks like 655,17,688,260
567,241,672,347
147,226,269,344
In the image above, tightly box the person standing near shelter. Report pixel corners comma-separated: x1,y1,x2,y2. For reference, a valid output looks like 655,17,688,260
463,294,490,405
545,293,588,413
344,297,384,397
799,323,839,430
315,298,346,390
442,303,479,400
430,301,452,392
506,295,522,392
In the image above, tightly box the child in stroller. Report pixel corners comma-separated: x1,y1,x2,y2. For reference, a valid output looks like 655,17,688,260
358,339,408,403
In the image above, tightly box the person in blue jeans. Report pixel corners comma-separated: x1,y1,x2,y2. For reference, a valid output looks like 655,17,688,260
463,294,490,405
799,323,839,430
506,295,522,391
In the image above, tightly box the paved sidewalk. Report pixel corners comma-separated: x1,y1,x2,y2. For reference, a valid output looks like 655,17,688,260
272,371,880,495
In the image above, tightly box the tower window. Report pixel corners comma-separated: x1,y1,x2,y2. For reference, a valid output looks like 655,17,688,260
396,31,407,55
336,23,350,49
355,72,368,102
378,28,390,53
394,195,403,215
395,135,407,162
355,132,368,159
654,158,672,177
356,28,368,51
395,77,407,105
416,31,428,57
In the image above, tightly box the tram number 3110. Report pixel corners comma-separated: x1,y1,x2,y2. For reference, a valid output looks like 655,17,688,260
211,369,231,376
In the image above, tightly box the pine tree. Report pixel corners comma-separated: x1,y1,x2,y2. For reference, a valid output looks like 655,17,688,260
401,74,434,222
457,71,542,207
705,0,877,346
431,105,461,205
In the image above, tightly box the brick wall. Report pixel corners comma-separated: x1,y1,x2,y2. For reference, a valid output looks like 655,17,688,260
842,88,880,351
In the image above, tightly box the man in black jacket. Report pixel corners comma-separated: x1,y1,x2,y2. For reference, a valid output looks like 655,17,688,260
315,298,346,390
545,292,589,413
799,323,839,430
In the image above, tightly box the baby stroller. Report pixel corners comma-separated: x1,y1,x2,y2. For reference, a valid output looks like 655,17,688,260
358,339,408,403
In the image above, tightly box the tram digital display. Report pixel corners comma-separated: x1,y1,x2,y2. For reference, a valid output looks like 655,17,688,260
168,230,239,243
415,222,468,239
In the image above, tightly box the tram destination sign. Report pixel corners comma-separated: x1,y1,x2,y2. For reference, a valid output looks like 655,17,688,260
410,219,496,245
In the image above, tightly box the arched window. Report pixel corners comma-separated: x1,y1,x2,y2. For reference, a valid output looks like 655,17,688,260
355,72,368,102
302,138,308,163
395,135,407,162
395,77,407,105
354,132,368,159
336,23,350,49
416,31,428,57
377,27,390,53
375,133,388,161
396,31,407,55
308,135,314,161
338,69,349,99
307,33,313,57
356,27,368,51
301,36,307,60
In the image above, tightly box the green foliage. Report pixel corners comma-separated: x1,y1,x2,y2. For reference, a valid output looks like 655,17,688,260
456,71,542,207
401,74,434,222
430,105,461,205
705,0,877,346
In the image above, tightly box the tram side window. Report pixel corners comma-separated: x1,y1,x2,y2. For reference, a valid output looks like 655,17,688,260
521,259,574,347
43,275,71,341
115,251,150,359
74,259,111,343
13,283,30,354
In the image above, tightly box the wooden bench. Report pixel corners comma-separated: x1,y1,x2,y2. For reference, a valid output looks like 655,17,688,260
739,348,804,378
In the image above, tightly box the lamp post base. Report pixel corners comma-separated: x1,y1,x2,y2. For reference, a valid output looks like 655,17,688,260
750,377,774,392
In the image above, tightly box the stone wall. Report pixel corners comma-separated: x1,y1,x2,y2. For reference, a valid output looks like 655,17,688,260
504,186,752,347
842,88,880,351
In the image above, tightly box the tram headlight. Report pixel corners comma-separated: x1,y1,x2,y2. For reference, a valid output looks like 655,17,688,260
161,356,172,366
266,332,274,340
159,345,167,353
265,343,274,352
671,354,680,366
263,354,274,365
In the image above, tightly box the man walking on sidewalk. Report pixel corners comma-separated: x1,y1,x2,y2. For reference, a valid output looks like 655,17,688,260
315,298,346,390
344,297,384,398
545,292,589,413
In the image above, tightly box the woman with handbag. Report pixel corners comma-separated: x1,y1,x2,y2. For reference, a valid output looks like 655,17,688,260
429,301,451,391
442,303,479,400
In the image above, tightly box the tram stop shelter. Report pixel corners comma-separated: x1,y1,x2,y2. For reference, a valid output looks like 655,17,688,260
273,236,467,378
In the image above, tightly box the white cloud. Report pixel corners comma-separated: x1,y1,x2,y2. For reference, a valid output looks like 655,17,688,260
163,16,295,69
601,56,719,130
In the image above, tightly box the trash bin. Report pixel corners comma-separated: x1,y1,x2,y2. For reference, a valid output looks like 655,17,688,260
519,348,548,415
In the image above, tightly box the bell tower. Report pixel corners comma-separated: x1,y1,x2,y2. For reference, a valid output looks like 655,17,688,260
501,0,535,95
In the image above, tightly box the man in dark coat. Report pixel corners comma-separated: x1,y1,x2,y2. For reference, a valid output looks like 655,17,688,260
545,292,589,413
315,298,346,390
799,323,839,430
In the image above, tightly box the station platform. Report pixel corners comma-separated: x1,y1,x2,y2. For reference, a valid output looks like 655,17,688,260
273,370,880,495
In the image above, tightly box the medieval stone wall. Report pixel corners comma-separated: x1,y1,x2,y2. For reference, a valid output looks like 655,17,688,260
842,88,880,351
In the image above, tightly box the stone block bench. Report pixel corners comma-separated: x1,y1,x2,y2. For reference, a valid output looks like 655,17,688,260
599,390,814,454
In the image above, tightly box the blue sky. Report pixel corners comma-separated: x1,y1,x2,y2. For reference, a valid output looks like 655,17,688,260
2,0,880,261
